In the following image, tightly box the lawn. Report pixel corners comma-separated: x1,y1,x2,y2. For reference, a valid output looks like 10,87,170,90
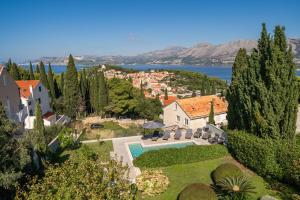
79,121,143,140
57,141,113,162
140,156,277,200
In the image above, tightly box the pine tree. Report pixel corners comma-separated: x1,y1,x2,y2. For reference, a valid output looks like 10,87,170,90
164,88,168,100
10,63,20,80
208,99,215,125
33,103,46,153
39,61,49,89
29,61,35,80
63,54,79,118
47,63,56,100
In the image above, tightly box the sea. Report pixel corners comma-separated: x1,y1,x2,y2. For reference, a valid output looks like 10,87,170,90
23,64,300,82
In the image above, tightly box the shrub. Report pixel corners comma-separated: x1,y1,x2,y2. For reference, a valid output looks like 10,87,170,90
136,170,169,197
133,144,228,168
216,175,256,200
227,130,300,188
212,163,242,183
178,183,217,200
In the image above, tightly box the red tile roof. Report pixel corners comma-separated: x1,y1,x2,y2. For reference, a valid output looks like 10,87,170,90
43,111,55,119
176,95,228,119
15,80,40,98
163,96,177,106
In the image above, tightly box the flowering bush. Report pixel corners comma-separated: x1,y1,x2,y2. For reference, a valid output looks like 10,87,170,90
136,170,169,196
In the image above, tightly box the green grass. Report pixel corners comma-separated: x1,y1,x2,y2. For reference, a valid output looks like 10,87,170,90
58,141,113,162
80,121,143,140
140,157,277,200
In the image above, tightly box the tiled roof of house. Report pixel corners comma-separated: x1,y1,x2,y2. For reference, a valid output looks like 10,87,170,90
43,111,55,119
162,96,177,106
15,80,40,98
176,95,228,119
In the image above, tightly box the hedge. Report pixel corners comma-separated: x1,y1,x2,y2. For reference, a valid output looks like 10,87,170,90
227,130,300,188
133,144,228,168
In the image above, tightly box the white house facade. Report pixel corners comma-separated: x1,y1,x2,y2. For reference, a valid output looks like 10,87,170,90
163,95,228,130
15,80,53,129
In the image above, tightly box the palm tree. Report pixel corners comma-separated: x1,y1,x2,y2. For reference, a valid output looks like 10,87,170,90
216,175,256,200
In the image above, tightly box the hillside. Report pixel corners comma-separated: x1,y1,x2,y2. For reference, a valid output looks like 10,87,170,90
29,38,300,66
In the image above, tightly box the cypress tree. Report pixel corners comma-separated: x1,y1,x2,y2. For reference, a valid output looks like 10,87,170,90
10,63,20,80
47,63,56,100
60,72,64,96
227,24,298,140
6,58,12,72
208,99,215,125
29,61,35,80
164,89,168,100
33,103,46,154
35,64,40,73
63,54,79,118
39,61,49,89
99,71,108,113
53,78,60,98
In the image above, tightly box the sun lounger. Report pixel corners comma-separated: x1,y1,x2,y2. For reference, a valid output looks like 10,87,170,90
202,131,211,140
193,128,202,138
174,129,182,140
151,131,160,141
185,129,193,139
162,130,171,140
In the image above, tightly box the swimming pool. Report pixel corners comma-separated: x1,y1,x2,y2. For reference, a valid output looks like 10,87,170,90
129,142,195,159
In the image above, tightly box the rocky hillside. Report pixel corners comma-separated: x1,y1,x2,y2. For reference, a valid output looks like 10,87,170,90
30,38,300,66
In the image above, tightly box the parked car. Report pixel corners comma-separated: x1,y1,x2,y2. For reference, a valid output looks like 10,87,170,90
90,123,104,129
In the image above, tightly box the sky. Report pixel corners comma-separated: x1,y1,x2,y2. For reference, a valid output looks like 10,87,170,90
0,0,299,62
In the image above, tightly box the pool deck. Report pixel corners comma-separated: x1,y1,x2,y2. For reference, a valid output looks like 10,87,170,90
110,133,211,181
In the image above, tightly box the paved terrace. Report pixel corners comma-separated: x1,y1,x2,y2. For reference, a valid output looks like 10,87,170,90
108,132,211,181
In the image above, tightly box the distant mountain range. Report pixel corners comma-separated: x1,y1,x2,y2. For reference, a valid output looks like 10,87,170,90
29,38,300,66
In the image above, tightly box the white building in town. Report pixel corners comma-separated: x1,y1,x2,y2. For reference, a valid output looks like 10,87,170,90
15,80,55,129
163,95,228,130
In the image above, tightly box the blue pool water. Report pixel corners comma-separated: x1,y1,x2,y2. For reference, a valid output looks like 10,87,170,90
129,142,194,159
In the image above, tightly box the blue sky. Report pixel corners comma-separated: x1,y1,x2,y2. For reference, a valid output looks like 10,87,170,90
0,0,299,62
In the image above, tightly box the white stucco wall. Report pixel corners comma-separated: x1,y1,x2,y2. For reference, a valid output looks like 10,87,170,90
163,102,227,130
163,102,190,129
20,83,51,116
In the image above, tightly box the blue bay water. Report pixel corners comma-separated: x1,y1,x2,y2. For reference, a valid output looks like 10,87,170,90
23,64,300,82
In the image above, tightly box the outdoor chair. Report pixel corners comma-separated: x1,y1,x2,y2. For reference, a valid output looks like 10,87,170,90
151,131,160,141
162,130,171,140
208,133,219,144
193,128,202,138
204,127,209,132
185,129,193,139
202,131,211,140
218,136,225,144
174,129,182,140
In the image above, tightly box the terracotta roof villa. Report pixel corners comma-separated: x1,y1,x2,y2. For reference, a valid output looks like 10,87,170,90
163,95,228,129
176,95,228,119
15,80,40,98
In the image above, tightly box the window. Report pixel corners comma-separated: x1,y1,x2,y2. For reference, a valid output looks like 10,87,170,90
175,103,177,110
37,98,41,104
185,118,189,125
28,101,31,106
177,115,180,122
39,86,42,92
29,109,33,116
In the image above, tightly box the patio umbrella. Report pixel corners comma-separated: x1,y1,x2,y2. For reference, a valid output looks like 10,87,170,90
142,121,164,129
